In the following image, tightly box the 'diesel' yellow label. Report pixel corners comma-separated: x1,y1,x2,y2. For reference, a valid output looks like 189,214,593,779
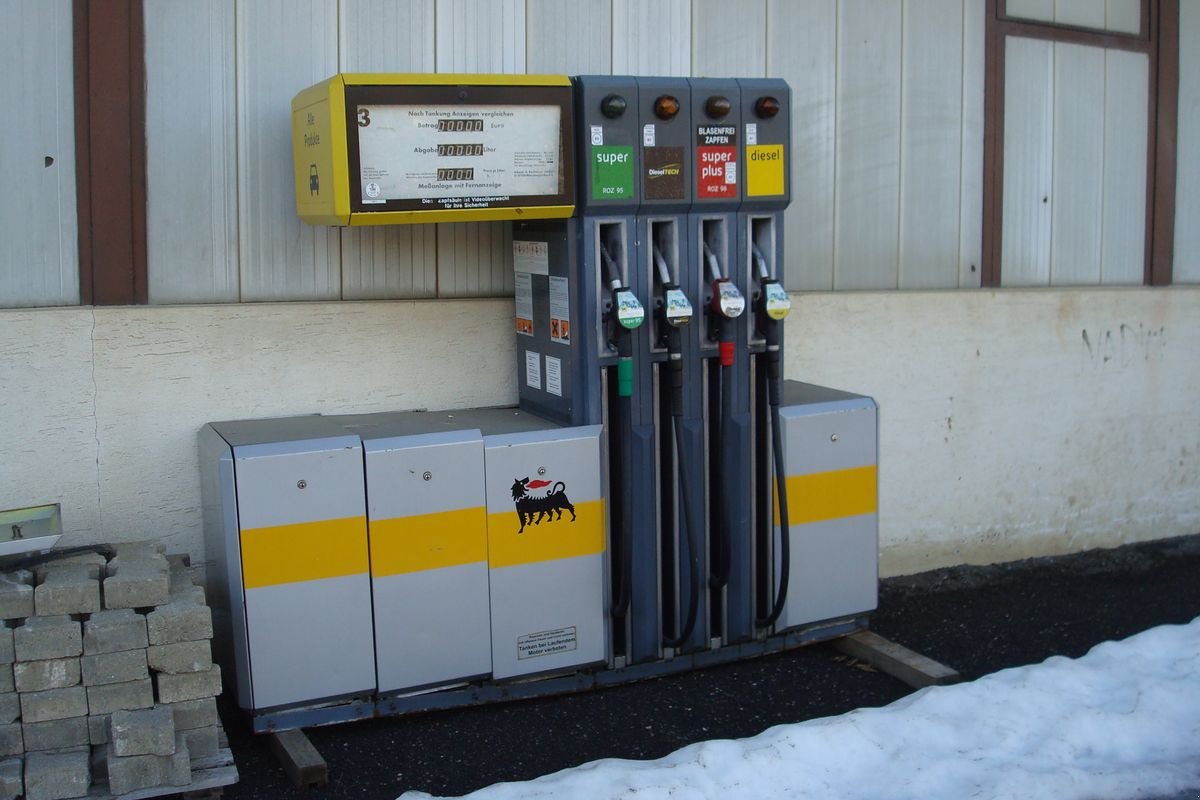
746,144,785,197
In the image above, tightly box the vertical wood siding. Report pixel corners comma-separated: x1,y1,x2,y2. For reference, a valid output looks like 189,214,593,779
1007,0,1140,34
0,0,79,307
1000,36,1149,286
131,0,1074,303
1176,0,1200,283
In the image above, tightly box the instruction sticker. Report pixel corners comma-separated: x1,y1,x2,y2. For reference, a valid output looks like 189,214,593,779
545,355,563,397
525,351,542,390
643,124,656,147
590,125,604,146
549,276,571,344
515,271,534,336
513,240,550,276
745,123,758,146
517,626,577,660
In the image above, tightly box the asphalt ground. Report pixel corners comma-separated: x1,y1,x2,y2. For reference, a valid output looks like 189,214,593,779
218,533,1200,799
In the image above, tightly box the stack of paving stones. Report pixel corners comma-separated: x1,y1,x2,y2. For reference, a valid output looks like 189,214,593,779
0,543,225,799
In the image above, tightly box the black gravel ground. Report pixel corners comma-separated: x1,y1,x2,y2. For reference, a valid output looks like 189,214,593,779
219,533,1200,799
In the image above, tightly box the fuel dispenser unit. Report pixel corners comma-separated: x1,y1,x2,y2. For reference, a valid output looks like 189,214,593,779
198,71,880,731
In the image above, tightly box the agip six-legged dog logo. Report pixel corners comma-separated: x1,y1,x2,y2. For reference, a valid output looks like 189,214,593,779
511,477,577,533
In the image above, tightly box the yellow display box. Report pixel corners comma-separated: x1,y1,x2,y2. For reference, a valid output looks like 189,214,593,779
291,73,576,226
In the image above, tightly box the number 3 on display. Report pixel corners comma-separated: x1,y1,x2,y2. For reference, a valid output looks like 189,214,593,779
357,108,371,127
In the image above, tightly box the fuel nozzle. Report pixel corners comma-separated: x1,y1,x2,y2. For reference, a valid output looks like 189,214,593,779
752,242,789,406
600,243,644,398
653,244,692,415
703,241,743,368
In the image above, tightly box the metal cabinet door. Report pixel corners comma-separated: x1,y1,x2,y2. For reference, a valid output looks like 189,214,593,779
776,401,879,630
484,424,608,679
232,436,376,709
364,430,491,693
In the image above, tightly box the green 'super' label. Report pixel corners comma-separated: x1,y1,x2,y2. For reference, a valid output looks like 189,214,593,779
591,146,635,201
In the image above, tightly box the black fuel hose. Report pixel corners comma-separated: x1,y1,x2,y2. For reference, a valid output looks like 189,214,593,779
753,242,791,629
602,244,633,620
663,329,701,649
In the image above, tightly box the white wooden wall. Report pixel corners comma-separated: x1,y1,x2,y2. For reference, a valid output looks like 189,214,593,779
1001,36,1148,286
1006,0,1142,35
1176,0,1200,284
140,0,990,302
0,0,78,308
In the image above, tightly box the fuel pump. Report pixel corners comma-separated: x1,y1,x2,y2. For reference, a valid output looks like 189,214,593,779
634,78,708,655
736,79,796,631
688,78,756,645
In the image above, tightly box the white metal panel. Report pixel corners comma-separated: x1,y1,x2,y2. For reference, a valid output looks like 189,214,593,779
692,0,766,78
0,0,78,308
1049,42,1104,285
237,0,340,301
434,0,525,297
1104,0,1141,34
1001,37,1054,286
768,0,835,291
959,0,986,287
1005,0,1053,23
525,0,612,74
1175,0,1200,283
612,0,690,76
898,0,964,289
145,0,239,304
339,0,438,299
1100,49,1148,285
834,0,902,290
1054,0,1105,30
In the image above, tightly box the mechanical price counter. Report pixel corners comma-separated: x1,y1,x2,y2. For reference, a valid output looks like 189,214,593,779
292,73,576,225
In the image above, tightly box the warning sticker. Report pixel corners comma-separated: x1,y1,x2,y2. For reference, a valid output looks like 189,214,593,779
515,271,534,336
545,355,563,397
525,351,542,390
513,240,549,276
549,276,570,344
517,626,577,660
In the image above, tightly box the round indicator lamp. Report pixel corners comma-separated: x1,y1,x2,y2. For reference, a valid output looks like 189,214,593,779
654,95,680,120
601,94,627,119
755,96,781,118
705,95,732,119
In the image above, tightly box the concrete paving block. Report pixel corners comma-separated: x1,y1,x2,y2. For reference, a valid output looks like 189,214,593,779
24,748,90,800
0,667,10,695
86,678,153,716
168,584,206,606
0,757,20,800
0,574,32,622
146,602,212,646
21,717,89,752
13,658,80,693
82,609,147,656
182,724,219,760
104,735,190,795
34,554,106,584
102,564,169,610
110,706,174,757
165,553,191,571
80,649,148,687
34,566,100,617
154,664,221,704
165,697,217,731
147,640,211,674
19,686,88,724
87,713,109,745
0,628,13,665
0,694,17,724
0,724,20,758
14,616,82,662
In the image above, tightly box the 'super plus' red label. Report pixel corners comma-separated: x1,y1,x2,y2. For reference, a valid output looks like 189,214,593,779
697,146,738,198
